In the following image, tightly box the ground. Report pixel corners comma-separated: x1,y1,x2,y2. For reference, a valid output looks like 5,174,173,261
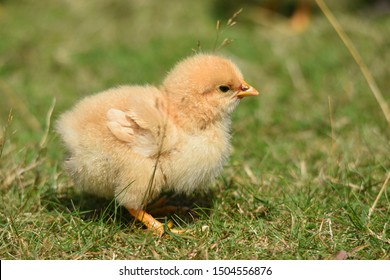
0,0,389,259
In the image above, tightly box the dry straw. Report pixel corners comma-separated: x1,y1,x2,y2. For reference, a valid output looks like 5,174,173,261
316,0,390,129
213,8,243,51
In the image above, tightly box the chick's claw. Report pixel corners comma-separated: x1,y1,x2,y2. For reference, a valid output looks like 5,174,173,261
127,208,185,237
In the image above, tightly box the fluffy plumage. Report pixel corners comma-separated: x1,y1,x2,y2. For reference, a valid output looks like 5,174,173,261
56,54,258,235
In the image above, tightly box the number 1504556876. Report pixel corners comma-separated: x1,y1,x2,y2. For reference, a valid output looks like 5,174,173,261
212,266,272,276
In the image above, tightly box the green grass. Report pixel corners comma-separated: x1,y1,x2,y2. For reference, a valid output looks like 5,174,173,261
1,0,389,259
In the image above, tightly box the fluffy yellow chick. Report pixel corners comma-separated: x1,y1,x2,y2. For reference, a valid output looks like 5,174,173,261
56,54,258,235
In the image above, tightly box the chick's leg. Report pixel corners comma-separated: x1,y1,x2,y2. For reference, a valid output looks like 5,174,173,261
127,208,183,236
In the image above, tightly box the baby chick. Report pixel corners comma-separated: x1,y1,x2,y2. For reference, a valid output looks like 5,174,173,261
56,54,258,235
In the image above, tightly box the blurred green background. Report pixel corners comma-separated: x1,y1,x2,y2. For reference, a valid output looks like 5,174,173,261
0,0,389,259
1,0,389,136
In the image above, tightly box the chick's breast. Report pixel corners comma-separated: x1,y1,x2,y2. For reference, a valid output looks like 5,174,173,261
162,122,231,194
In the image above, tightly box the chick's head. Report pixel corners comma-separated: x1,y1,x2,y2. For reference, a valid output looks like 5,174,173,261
162,54,258,129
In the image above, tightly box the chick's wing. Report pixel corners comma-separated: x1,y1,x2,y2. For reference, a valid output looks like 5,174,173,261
106,96,177,158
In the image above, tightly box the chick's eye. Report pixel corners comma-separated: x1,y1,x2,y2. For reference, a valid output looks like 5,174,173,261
218,85,230,93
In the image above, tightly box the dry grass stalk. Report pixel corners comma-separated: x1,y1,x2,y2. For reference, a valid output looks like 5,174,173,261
194,8,243,52
213,8,243,51
0,110,13,159
366,172,390,244
39,98,56,149
192,40,202,53
368,172,390,221
316,0,390,129
216,20,221,30
227,8,243,27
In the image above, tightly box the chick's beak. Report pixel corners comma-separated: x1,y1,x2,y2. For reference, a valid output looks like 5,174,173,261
236,81,259,99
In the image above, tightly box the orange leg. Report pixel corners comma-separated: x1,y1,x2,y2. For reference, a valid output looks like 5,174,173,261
127,208,184,236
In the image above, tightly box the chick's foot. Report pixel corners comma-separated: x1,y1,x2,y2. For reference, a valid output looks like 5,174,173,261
127,208,185,236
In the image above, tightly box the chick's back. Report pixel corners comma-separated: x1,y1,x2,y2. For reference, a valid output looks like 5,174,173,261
56,86,166,207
